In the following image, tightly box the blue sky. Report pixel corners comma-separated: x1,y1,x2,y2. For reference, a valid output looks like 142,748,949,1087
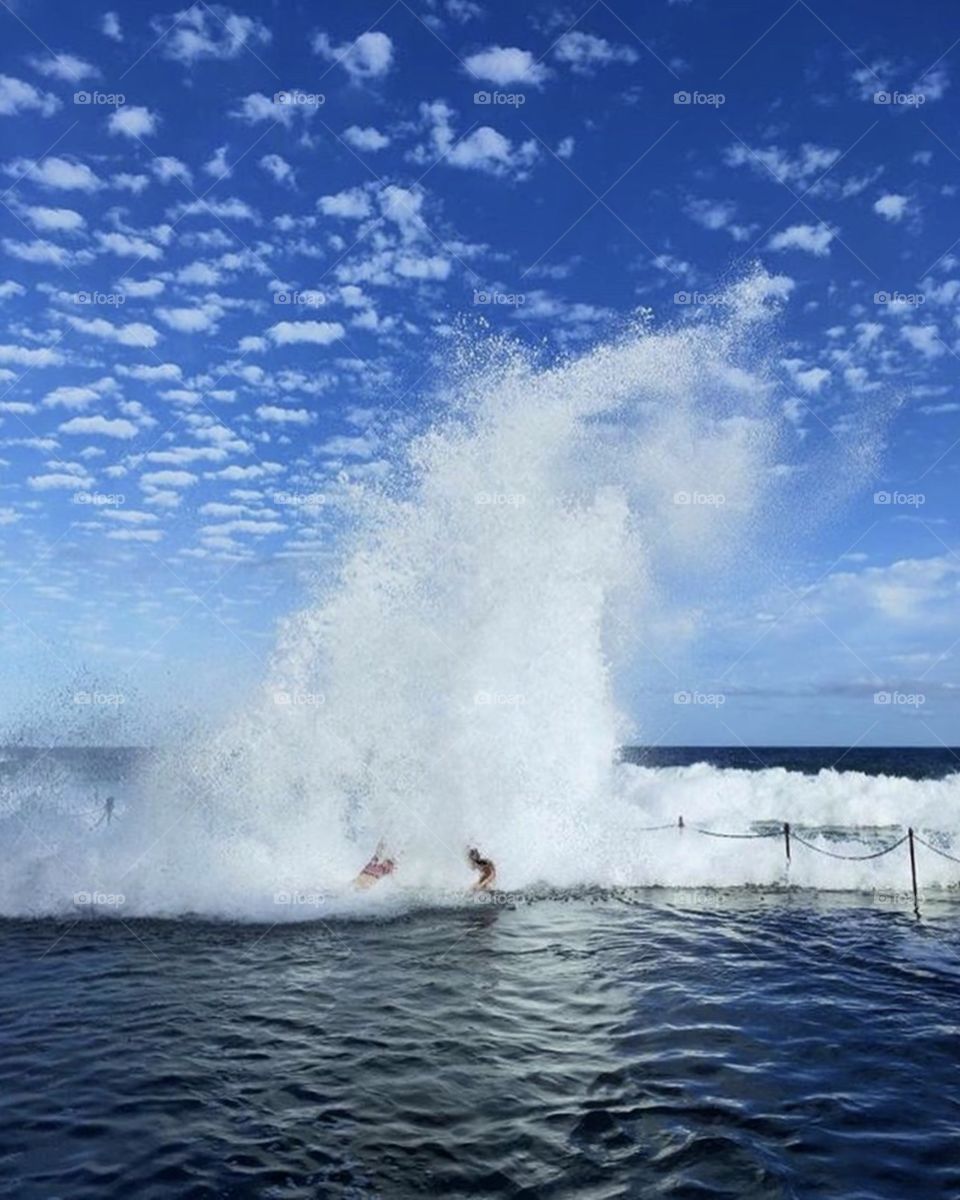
0,0,959,746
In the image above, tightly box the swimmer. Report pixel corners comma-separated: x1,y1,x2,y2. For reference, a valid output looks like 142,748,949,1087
354,840,396,889
467,847,496,891
94,796,116,827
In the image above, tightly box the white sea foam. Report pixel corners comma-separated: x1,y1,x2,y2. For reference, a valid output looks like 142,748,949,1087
2,271,924,920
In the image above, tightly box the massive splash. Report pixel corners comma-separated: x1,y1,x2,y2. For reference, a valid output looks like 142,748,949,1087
5,272,947,920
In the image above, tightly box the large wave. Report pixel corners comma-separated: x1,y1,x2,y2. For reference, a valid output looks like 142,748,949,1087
4,272,923,920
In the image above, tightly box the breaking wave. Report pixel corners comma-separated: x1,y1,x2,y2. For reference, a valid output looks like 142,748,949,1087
3,271,923,920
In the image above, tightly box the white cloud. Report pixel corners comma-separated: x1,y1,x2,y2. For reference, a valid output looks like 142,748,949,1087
318,186,372,218
2,238,73,266
517,290,612,327
42,384,109,410
203,145,232,180
60,415,138,439
29,472,93,490
260,153,295,186
342,124,390,151
117,362,181,382
147,446,229,465
415,100,538,178
850,61,889,102
6,156,100,191
792,365,831,393
177,261,221,286
122,278,165,298
0,280,26,301
768,223,834,256
256,404,314,424
380,185,426,238
449,126,538,175
873,193,908,222
0,344,64,366
726,271,795,316
900,324,944,358
152,5,271,64
199,518,285,537
464,45,548,86
209,463,282,481
66,316,161,347
725,142,840,185
313,30,394,80
101,12,122,41
173,196,255,221
267,320,345,345
151,155,192,185
96,231,163,260
156,305,222,333
685,198,751,241
107,528,164,542
394,254,450,280
552,32,638,74
0,75,60,117
140,469,197,489
112,173,150,193
913,65,949,103
444,0,483,19
30,53,99,82
232,91,320,126
108,105,159,138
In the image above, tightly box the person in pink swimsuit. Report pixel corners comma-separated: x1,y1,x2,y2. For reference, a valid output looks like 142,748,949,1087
354,841,396,889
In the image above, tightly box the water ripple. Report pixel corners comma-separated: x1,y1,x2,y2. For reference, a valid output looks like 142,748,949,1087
2,896,960,1199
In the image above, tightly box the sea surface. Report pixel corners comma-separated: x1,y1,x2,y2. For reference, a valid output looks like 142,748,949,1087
2,746,960,1199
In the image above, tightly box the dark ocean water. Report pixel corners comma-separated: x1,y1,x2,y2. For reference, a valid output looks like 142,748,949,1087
620,744,960,781
5,742,958,783
2,746,960,1199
